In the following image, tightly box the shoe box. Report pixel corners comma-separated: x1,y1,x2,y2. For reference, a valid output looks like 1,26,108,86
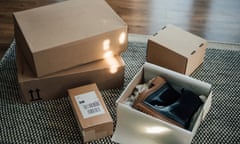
14,0,127,103
68,83,113,142
13,0,127,77
112,62,212,144
146,24,207,75
16,45,125,103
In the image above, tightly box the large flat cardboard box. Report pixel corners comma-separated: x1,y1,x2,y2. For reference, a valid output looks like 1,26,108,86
68,83,113,142
146,24,207,75
13,0,128,77
112,62,212,144
16,46,125,103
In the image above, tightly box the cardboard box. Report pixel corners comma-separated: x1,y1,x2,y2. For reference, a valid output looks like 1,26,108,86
112,62,212,144
16,46,125,103
68,83,113,142
146,24,207,75
13,0,128,77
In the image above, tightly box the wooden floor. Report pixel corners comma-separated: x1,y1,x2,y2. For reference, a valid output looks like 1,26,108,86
1,0,240,58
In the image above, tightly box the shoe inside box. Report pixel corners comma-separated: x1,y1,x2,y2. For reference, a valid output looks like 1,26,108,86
113,62,212,144
130,76,205,130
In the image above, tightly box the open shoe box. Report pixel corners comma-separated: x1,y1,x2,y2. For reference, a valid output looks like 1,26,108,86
112,62,212,144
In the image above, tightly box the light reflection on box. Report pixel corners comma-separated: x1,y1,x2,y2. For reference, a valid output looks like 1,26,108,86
102,32,126,74
145,126,171,134
103,39,110,50
119,32,126,44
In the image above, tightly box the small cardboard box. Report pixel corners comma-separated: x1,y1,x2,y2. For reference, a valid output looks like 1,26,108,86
146,24,207,75
13,0,127,77
16,46,125,103
112,62,212,144
68,83,113,143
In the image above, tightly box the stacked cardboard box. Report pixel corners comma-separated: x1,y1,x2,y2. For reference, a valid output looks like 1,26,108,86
14,0,128,103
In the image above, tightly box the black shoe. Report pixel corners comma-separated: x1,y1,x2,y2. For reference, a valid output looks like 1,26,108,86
133,76,184,127
133,76,180,108
144,83,181,107
152,89,203,128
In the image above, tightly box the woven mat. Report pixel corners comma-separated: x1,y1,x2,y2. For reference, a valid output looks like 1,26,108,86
1,41,240,144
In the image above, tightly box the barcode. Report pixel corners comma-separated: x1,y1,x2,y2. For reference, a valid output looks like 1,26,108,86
83,101,101,115
83,101,100,109
75,91,105,118
87,107,101,114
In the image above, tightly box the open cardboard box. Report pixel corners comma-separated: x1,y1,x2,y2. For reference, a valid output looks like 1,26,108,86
112,62,212,144
16,45,125,103
13,0,127,77
147,24,207,75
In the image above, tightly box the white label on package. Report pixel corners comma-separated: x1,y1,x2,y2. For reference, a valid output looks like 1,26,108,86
75,91,105,119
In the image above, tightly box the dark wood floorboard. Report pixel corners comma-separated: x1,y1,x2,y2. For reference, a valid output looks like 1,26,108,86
1,0,240,58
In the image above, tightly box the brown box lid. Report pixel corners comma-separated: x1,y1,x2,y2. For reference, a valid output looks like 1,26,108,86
14,0,127,77
148,24,207,58
147,24,207,75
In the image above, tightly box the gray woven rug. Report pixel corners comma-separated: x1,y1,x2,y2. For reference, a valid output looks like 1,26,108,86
1,41,240,144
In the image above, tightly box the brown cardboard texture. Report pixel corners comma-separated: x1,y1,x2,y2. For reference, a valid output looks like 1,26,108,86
68,84,113,142
147,24,207,75
16,46,125,103
13,0,128,77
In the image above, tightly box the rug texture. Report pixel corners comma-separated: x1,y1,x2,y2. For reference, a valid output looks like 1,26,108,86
0,41,240,144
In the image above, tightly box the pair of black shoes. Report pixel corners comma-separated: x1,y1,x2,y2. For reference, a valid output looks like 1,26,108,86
133,76,203,129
